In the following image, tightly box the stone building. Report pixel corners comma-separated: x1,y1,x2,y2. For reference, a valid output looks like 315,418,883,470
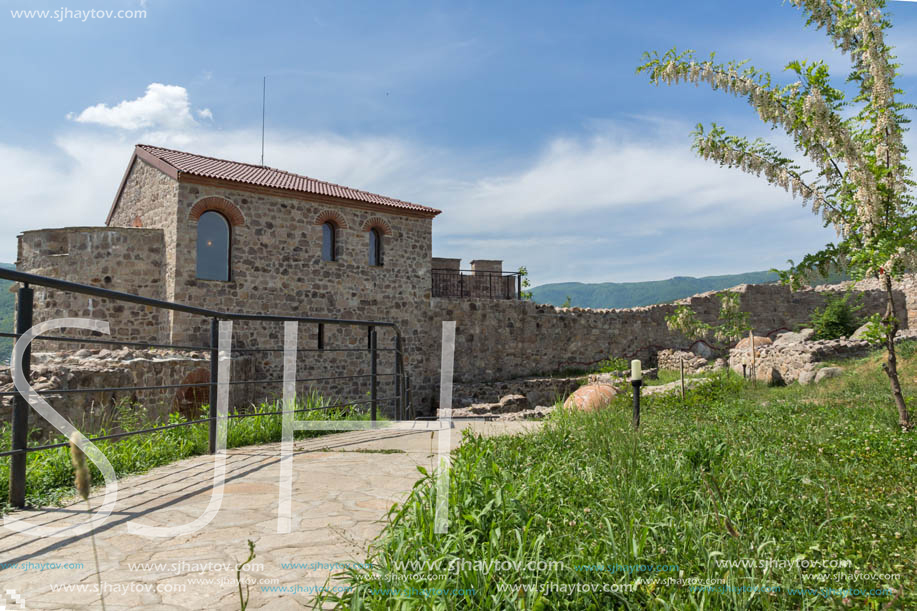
16,144,443,416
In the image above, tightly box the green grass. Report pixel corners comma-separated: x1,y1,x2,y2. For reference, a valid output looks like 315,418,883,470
318,353,916,610
0,394,376,514
644,368,706,387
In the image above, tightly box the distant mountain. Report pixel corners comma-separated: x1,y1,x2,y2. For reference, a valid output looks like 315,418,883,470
531,270,784,309
0,263,14,365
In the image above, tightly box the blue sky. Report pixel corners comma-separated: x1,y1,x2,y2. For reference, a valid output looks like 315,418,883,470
1,0,916,285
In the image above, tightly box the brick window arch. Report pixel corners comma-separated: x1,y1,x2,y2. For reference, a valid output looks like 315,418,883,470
314,211,347,262
313,210,348,229
360,216,392,236
189,196,245,226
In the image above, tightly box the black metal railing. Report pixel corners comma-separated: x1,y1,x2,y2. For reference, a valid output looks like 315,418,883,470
0,267,411,508
432,269,522,299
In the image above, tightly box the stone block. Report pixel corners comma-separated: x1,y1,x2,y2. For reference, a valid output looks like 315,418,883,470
756,366,784,387
814,366,844,384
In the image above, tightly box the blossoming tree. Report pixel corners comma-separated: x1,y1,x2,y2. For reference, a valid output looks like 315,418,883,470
638,0,915,430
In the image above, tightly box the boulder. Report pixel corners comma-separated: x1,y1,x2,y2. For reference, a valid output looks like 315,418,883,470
756,366,784,387
691,341,715,359
496,394,529,413
797,369,817,386
563,383,617,413
814,367,844,384
850,323,872,341
774,328,815,345
734,336,773,352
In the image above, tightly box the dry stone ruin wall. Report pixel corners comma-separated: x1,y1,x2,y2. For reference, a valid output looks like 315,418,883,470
422,279,907,408
16,227,170,347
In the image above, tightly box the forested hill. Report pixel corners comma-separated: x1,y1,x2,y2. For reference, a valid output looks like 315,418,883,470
530,271,782,309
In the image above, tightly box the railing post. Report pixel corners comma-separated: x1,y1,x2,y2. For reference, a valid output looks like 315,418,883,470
370,329,378,422
9,284,34,508
209,318,219,455
405,373,412,419
459,273,464,298
517,274,521,300
394,335,403,420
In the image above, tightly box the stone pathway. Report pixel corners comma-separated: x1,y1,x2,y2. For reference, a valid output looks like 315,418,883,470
0,421,538,610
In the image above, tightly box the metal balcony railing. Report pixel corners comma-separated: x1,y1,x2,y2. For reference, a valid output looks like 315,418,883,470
431,269,522,299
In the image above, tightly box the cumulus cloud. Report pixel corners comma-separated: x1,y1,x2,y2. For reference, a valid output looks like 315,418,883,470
196,108,213,121
68,83,197,130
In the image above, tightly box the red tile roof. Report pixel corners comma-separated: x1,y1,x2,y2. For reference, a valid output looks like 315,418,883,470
124,143,440,217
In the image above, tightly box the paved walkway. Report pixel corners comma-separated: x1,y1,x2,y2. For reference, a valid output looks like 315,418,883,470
0,421,539,610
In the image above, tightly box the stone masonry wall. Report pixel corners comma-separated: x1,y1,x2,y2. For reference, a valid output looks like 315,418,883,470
16,227,168,348
423,280,905,409
107,157,180,301
165,180,432,412
0,350,253,439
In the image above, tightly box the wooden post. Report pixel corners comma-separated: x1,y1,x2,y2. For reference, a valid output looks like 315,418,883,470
680,357,686,405
749,329,756,387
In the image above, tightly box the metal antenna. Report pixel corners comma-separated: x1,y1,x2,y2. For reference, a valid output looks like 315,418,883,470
261,76,266,166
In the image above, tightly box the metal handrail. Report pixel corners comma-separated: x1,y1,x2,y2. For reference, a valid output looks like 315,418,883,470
431,268,521,276
0,267,400,333
1,266,412,508
431,268,522,299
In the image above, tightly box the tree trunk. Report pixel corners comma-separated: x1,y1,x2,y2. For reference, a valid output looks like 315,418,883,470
880,274,911,431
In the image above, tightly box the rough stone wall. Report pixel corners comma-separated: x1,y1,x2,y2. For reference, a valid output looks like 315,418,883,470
107,157,180,301
818,275,917,329
0,350,253,439
424,280,902,407
164,180,433,412
657,349,709,374
16,227,168,347
728,338,872,384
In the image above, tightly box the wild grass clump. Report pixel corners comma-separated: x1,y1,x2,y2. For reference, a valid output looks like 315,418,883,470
0,394,371,514
319,357,916,610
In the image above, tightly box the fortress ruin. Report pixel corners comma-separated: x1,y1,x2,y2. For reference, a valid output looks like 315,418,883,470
6,144,917,426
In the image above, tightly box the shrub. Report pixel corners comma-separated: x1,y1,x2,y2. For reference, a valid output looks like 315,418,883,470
809,293,863,340
596,355,629,374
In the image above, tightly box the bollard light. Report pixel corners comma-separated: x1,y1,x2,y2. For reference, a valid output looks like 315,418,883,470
630,359,642,381
631,359,643,429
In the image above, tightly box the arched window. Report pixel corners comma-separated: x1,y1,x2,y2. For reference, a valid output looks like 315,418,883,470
368,228,382,266
197,211,230,281
322,222,336,261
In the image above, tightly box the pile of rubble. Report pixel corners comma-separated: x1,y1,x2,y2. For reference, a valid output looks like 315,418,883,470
446,369,661,421
728,326,917,385
0,349,252,437
657,349,726,374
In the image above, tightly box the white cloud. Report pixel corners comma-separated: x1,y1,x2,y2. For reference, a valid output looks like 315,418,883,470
196,108,213,121
68,83,197,130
